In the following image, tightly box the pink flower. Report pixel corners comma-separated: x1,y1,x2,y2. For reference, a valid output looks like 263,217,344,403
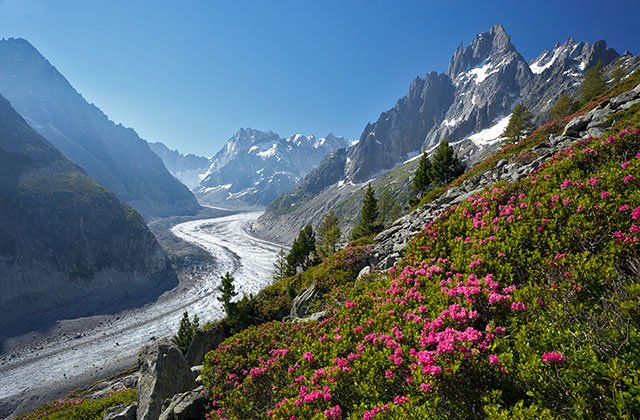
302,352,314,363
511,301,527,311
632,207,640,220
488,354,500,366
624,175,635,183
621,161,631,169
419,382,432,393
385,370,393,379
619,204,630,211
324,405,342,419
600,191,611,199
541,351,565,364
393,395,409,405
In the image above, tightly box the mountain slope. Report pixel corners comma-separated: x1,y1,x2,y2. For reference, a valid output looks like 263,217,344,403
0,38,200,219
0,93,173,336
254,25,631,244
196,128,350,209
148,141,210,189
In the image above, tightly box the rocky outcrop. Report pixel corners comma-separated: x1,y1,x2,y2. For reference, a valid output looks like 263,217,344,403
185,324,227,366
159,387,208,420
137,340,195,420
103,403,137,420
0,93,173,336
373,82,640,268
0,38,201,220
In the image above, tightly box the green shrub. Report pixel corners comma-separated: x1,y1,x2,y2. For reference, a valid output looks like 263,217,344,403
19,389,136,420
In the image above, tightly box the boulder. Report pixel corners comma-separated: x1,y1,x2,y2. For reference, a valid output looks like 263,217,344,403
185,324,227,366
287,285,317,320
159,387,208,420
103,403,136,420
137,340,195,420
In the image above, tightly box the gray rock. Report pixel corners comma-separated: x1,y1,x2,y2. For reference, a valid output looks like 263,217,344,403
137,340,196,420
185,324,227,366
85,373,138,400
286,285,317,321
159,387,208,420
357,266,371,280
293,311,326,323
103,403,137,420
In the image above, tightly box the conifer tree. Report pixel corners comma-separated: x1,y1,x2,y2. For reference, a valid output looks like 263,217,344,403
502,104,534,143
286,225,316,274
350,183,380,240
273,248,288,281
550,94,578,121
581,61,607,103
217,271,238,316
316,211,341,260
172,311,199,354
377,189,402,228
430,140,465,185
412,152,432,193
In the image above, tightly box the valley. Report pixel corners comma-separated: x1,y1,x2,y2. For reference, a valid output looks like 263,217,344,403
0,211,281,418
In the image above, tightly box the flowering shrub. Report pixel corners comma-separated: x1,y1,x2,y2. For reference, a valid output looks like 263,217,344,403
202,123,640,418
19,389,136,420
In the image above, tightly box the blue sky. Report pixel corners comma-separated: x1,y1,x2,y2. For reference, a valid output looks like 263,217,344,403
0,0,639,156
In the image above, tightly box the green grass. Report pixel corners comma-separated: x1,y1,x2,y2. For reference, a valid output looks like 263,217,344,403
18,389,136,420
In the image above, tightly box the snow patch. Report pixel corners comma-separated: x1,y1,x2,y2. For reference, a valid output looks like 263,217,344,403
467,114,512,146
257,144,279,158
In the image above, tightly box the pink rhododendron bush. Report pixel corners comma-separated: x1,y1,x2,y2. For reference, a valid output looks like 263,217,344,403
202,124,640,418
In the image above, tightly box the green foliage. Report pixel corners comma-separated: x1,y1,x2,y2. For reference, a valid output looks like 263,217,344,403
430,140,465,185
502,104,535,143
350,183,381,240
550,94,579,121
19,389,136,420
217,272,238,316
286,224,316,274
272,248,288,281
582,61,607,103
412,152,432,193
172,311,199,354
316,211,342,260
376,189,402,228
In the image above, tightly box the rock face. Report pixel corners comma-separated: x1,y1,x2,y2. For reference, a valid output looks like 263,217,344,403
254,24,633,244
137,340,195,420
148,142,210,190
0,93,172,336
159,387,208,420
0,38,201,220
196,128,350,209
185,324,227,366
103,403,137,420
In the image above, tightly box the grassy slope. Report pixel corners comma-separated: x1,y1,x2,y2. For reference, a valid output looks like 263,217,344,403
201,79,640,419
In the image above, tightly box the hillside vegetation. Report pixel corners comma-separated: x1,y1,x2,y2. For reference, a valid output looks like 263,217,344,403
200,88,640,418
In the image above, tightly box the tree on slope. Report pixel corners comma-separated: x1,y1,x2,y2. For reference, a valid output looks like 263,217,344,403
217,271,238,316
412,152,433,194
550,94,579,121
581,61,607,103
316,211,342,260
172,311,199,354
430,140,465,185
286,225,316,274
350,183,381,240
377,189,402,228
273,248,288,281
502,104,534,143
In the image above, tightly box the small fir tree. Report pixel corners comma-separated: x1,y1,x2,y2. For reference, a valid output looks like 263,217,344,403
377,189,402,228
430,140,465,185
502,104,534,143
273,248,288,281
286,225,316,274
172,311,199,354
412,152,432,193
581,61,607,103
350,183,380,240
316,211,341,260
550,94,578,121
217,271,238,316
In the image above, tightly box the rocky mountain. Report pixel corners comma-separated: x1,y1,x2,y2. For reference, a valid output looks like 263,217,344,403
195,128,350,209
148,142,210,189
254,24,635,244
0,38,201,220
0,93,174,336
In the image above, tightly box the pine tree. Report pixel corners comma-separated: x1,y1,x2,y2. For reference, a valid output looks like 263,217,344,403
273,248,288,281
350,183,380,240
377,189,402,228
217,271,238,316
412,152,432,193
285,225,316,274
316,211,341,260
430,140,465,185
172,311,199,354
502,104,534,143
550,94,578,121
581,61,607,103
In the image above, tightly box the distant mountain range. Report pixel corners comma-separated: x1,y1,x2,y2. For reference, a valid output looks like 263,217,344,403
0,93,173,335
253,24,640,243
0,38,201,220
151,128,351,209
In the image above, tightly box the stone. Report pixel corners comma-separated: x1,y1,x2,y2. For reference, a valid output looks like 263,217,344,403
185,324,227,366
287,285,316,321
159,387,208,420
103,403,136,420
137,340,196,420
357,266,371,280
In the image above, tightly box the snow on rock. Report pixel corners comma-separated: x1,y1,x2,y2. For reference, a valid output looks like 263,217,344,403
467,114,512,145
